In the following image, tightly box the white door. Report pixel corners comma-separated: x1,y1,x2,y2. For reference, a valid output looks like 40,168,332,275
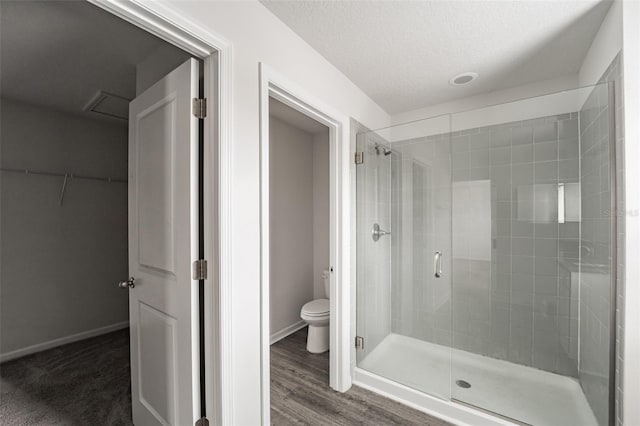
126,58,201,426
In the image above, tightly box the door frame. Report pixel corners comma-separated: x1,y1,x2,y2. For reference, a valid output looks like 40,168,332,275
85,1,233,424
259,63,352,424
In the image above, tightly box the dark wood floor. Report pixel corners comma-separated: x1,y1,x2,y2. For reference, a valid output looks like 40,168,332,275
271,328,452,426
3,327,451,425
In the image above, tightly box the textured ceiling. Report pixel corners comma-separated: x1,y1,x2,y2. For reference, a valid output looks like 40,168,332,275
0,1,182,122
261,0,612,114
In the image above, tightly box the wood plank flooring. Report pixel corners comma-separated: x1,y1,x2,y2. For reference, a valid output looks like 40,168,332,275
3,326,452,425
270,328,452,426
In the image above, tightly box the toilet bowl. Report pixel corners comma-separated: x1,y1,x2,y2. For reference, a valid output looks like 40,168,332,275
300,270,330,353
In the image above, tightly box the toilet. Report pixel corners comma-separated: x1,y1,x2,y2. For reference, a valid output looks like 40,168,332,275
300,270,330,353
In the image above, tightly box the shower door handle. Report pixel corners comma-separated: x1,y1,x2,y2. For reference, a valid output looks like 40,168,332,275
434,252,443,278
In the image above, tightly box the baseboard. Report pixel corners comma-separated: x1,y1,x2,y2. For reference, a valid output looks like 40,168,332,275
270,320,306,345
0,321,130,363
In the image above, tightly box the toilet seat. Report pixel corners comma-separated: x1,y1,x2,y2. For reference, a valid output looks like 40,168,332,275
301,298,329,316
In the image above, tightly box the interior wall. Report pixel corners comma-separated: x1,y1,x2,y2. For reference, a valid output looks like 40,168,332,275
390,74,578,126
621,3,640,425
269,117,314,337
135,43,192,96
578,0,622,87
133,2,391,421
0,99,128,358
312,130,330,299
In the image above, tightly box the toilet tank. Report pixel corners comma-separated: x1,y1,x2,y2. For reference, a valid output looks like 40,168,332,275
322,270,330,298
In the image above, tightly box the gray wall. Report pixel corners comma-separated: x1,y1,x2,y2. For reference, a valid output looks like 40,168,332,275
269,117,328,337
135,43,192,96
0,99,128,357
391,134,452,348
312,130,330,299
449,113,581,376
382,113,582,377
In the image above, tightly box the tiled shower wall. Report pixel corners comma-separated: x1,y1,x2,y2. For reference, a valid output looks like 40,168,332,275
578,53,624,426
579,77,612,426
601,53,625,426
387,116,584,379
390,135,453,347
448,114,582,377
357,52,624,421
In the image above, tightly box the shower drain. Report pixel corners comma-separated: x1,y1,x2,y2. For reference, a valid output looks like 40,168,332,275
455,379,471,389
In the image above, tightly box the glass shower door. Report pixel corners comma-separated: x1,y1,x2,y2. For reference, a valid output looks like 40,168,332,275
355,83,616,426
449,83,615,426
356,115,452,401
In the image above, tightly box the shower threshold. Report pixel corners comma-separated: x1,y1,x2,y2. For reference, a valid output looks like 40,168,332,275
358,334,597,426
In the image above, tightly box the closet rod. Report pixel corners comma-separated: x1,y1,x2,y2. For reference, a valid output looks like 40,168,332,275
0,167,127,183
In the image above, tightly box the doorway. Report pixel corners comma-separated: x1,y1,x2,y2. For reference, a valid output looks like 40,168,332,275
268,95,334,418
259,65,353,424
0,1,222,424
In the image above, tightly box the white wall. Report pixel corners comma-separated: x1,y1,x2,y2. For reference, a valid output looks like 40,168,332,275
578,0,622,87
135,2,390,423
0,99,128,359
391,74,578,126
382,86,593,144
269,117,314,337
621,2,640,425
313,130,330,299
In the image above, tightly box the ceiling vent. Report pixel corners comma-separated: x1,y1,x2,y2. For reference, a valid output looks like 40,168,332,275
449,72,478,86
84,90,130,120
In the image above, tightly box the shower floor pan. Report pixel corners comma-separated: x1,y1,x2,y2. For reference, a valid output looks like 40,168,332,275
359,334,597,426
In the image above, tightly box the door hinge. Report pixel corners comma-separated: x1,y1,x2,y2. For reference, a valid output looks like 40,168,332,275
195,417,209,426
192,98,207,119
355,336,364,350
354,151,364,165
192,259,208,280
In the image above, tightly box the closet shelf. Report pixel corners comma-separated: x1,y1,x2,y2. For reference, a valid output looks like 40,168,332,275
0,167,127,183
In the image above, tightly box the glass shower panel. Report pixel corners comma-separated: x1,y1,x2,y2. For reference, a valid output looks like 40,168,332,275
449,84,614,426
577,82,614,426
356,115,452,401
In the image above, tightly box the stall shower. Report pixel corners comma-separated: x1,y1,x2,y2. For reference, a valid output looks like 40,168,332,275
356,77,618,425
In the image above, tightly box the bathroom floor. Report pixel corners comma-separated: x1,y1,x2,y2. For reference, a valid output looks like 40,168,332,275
270,328,451,425
359,333,598,426
0,329,132,425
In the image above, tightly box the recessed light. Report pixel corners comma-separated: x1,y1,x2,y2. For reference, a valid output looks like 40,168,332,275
449,72,478,86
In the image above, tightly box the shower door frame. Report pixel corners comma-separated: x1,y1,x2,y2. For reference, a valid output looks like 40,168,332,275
607,80,618,426
258,63,353,424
